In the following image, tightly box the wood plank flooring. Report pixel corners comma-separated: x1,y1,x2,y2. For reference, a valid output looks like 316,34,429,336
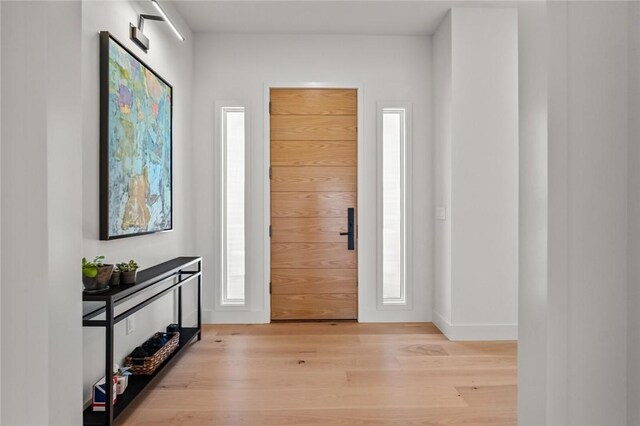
118,323,517,425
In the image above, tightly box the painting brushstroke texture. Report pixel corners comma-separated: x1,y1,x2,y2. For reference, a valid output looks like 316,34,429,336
101,33,172,239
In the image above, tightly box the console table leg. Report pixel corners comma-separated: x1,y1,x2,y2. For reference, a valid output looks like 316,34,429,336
105,301,114,425
197,267,202,341
178,285,183,330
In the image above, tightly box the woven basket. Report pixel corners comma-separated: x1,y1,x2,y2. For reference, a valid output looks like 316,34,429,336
124,332,180,375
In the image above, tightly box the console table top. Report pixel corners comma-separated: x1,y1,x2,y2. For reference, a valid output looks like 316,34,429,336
82,256,201,303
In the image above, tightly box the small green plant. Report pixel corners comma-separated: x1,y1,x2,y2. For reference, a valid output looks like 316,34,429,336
82,256,105,278
117,260,139,272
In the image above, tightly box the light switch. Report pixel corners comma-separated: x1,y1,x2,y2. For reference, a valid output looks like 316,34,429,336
436,207,447,221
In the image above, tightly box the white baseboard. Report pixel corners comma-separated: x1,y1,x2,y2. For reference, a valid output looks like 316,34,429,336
201,309,269,324
201,310,432,324
433,311,518,341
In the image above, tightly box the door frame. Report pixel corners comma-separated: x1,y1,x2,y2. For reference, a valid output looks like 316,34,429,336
263,82,365,322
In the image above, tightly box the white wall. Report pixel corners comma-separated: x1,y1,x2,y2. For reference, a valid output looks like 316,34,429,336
451,8,519,336
433,8,519,341
546,2,570,423
81,0,194,405
1,1,83,424
0,0,196,415
434,13,452,326
515,1,548,424
546,2,629,425
0,1,3,419
192,34,433,323
629,2,640,425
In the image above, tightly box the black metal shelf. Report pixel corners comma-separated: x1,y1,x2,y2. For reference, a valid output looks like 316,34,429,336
82,327,199,426
82,256,202,426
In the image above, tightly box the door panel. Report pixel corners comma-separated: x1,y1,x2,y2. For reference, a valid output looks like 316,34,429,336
271,269,357,294
271,167,356,192
271,141,356,166
272,217,347,243
270,88,357,321
271,192,357,218
271,243,357,269
270,89,357,115
271,115,357,141
271,294,358,320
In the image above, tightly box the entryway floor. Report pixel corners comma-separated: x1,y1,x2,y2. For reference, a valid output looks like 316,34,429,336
118,323,516,425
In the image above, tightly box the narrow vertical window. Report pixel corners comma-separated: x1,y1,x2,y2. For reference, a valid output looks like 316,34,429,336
221,106,246,305
381,107,408,305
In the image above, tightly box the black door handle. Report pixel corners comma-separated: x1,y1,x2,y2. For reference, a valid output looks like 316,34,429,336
342,208,354,250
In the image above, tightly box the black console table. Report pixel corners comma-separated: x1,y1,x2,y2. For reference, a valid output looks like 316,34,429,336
82,256,202,425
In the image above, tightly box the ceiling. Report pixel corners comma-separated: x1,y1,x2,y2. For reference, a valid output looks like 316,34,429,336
172,1,524,36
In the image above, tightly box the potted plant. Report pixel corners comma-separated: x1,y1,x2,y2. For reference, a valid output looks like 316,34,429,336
118,260,139,284
82,256,114,293
110,265,122,286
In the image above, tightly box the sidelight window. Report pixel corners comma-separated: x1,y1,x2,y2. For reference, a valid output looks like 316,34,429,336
379,106,411,306
220,106,246,306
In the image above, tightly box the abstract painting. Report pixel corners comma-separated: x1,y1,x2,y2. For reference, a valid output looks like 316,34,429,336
100,32,172,240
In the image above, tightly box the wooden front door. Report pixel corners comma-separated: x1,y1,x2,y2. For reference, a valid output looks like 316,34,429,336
270,88,358,321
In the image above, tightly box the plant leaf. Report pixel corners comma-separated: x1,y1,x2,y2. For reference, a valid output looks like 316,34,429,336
83,266,98,278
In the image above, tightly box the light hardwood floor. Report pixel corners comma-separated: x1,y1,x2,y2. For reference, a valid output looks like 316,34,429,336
118,323,517,425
